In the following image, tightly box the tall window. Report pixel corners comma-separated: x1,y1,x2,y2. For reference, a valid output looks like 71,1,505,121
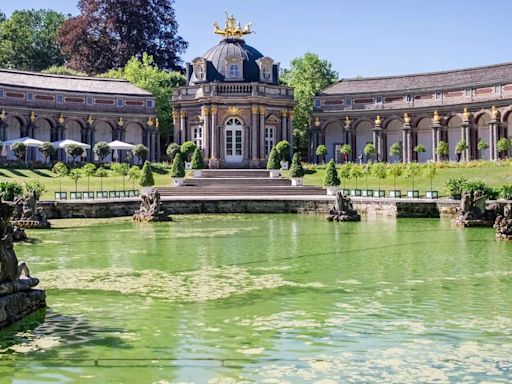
228,64,240,78
193,126,203,149
262,65,272,81
195,64,205,81
265,126,274,155
334,144,343,163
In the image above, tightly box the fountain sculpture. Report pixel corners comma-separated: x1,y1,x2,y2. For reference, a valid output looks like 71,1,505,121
494,203,512,240
453,191,497,227
327,191,361,222
132,188,172,222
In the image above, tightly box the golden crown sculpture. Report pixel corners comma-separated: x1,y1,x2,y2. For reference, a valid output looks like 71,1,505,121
214,12,253,39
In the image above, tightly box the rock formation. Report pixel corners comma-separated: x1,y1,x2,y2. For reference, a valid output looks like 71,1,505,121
132,188,172,222
327,191,361,222
494,203,512,240
11,191,51,229
0,201,46,330
452,191,497,227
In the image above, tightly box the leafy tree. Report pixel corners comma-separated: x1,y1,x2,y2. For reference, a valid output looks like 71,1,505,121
289,153,304,178
25,180,47,200
66,144,85,164
477,139,489,159
52,162,68,193
339,163,352,189
68,168,83,193
191,148,204,170
166,143,181,162
362,163,372,190
315,144,328,164
111,163,130,190
323,159,340,186
387,163,403,191
139,161,155,186
0,181,23,201
403,163,420,190
101,54,185,147
0,9,67,71
94,166,108,191
275,140,291,163
389,142,402,163
39,142,56,163
340,144,351,162
42,66,88,76
363,143,377,161
371,162,387,191
132,144,149,165
413,144,426,158
424,162,437,192
350,164,363,189
128,165,141,190
82,163,96,192
266,147,280,170
93,141,111,162
455,139,468,160
11,142,27,162
180,141,197,162
280,53,338,153
497,138,510,158
436,141,449,161
170,153,185,178
57,0,188,74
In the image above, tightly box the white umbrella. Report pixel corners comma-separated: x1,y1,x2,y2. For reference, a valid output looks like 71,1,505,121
108,140,136,162
51,139,91,149
2,136,45,148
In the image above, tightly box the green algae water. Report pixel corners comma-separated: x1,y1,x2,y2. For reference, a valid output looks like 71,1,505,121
1,214,512,383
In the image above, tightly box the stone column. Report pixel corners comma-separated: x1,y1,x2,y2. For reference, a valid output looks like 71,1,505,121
307,130,313,162
281,110,288,142
288,111,294,156
259,107,266,160
402,124,410,163
202,106,210,159
489,121,498,160
251,106,259,161
372,124,383,162
179,111,186,144
172,111,180,144
210,106,218,166
0,121,6,142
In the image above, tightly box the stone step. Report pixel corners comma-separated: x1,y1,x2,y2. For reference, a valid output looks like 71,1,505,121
199,169,273,178
158,186,326,196
184,177,291,187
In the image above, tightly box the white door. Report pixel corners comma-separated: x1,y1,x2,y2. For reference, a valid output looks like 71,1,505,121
225,117,243,164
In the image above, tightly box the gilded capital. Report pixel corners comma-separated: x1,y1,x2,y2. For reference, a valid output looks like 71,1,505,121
210,106,218,114
0,110,6,121
281,110,288,118
259,107,266,115
117,116,125,127
202,106,210,116
155,118,160,128
251,106,259,114
179,111,187,118
314,117,321,127
288,111,294,118
146,117,155,126
86,114,94,125
58,113,65,125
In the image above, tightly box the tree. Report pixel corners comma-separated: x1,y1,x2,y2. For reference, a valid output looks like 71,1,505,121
166,143,181,162
280,53,338,153
39,142,56,163
111,163,130,190
266,147,281,170
387,163,403,191
413,144,426,159
128,165,141,190
57,0,188,74
350,164,363,189
316,144,328,164
52,162,68,193
371,162,387,191
289,153,304,178
170,153,185,178
389,142,402,163
497,138,510,158
274,140,291,163
424,162,437,192
364,143,377,161
403,163,420,191
340,144,352,162
94,166,108,191
0,181,24,201
66,144,85,164
68,168,83,193
139,161,155,186
0,9,67,71
82,163,96,192
42,66,88,77
362,163,372,190
93,141,111,162
132,144,149,165
25,180,47,200
191,148,204,170
11,143,27,162
323,159,340,186
455,139,468,161
436,141,449,161
101,54,186,147
180,141,197,162
339,163,352,189
477,139,489,159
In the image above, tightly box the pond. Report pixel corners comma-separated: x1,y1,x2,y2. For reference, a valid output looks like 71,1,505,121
1,214,512,383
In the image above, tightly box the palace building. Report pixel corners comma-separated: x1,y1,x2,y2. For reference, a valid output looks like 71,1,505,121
0,69,158,162
311,63,512,163
171,14,295,168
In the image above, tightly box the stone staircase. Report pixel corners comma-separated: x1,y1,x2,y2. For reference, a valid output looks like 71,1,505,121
157,169,327,197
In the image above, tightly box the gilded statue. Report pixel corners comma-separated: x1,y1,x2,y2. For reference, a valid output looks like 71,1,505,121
403,113,411,125
433,110,442,124
58,113,65,125
214,13,253,39
374,115,382,126
491,106,500,120
344,116,352,127
463,107,471,122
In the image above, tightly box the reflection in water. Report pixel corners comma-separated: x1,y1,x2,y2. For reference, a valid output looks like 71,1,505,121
0,215,510,383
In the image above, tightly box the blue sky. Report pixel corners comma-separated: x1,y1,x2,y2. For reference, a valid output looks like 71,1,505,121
3,0,512,78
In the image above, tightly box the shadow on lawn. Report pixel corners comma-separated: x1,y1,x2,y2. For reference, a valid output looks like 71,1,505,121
8,169,27,177
32,170,53,178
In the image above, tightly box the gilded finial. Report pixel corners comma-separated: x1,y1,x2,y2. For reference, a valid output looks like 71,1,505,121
155,118,159,128
433,110,441,124
58,113,65,125
29,111,36,123
314,117,321,127
374,115,382,126
146,117,154,126
491,106,500,120
0,110,6,121
117,117,124,127
344,116,352,127
403,113,411,125
214,13,253,39
87,115,94,125
463,107,471,122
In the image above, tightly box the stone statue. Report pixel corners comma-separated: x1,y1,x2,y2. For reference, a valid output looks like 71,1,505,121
10,191,50,229
494,203,512,240
453,191,497,227
0,201,46,329
133,188,172,222
327,192,361,222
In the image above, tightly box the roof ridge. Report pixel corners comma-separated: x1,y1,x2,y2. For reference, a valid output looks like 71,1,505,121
0,68,129,83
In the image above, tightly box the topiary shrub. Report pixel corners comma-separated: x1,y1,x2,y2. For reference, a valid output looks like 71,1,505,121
191,148,204,170
275,140,291,163
340,144,352,162
11,142,27,162
52,161,68,193
132,144,149,165
323,159,340,186
66,144,85,163
436,141,449,161
166,143,181,162
39,142,56,163
289,153,304,178
315,144,328,164
266,147,280,170
389,142,402,162
364,143,377,161
170,152,185,178
139,161,155,187
94,141,111,162
180,141,197,162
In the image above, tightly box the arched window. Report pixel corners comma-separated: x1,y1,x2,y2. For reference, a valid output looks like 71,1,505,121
228,64,240,78
195,64,205,81
262,65,272,81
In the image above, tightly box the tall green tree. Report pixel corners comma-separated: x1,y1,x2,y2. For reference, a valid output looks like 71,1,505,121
102,53,185,149
0,9,67,71
57,0,188,74
280,53,338,153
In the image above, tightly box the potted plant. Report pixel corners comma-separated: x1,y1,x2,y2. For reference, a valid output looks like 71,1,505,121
266,147,281,178
170,153,185,186
444,177,468,200
436,140,449,161
52,161,68,200
349,164,363,196
289,153,305,186
364,143,377,162
477,139,489,160
404,163,420,198
315,144,328,164
94,167,108,198
387,163,403,198
275,140,291,169
413,144,426,161
424,162,438,199
497,137,511,159
339,162,351,195
371,162,387,197
389,142,402,163
323,159,340,195
180,141,197,170
361,163,373,197
340,144,352,163
191,147,204,177
455,139,468,162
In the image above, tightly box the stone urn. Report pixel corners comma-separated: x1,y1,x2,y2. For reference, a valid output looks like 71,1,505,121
280,161,289,170
184,162,192,170
172,178,185,187
269,169,280,178
291,177,303,186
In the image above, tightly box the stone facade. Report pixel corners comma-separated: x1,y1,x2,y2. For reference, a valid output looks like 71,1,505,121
0,69,159,162
171,15,295,168
312,62,512,163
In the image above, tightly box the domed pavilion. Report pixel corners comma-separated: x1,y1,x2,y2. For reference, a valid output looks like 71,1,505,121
171,14,295,168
